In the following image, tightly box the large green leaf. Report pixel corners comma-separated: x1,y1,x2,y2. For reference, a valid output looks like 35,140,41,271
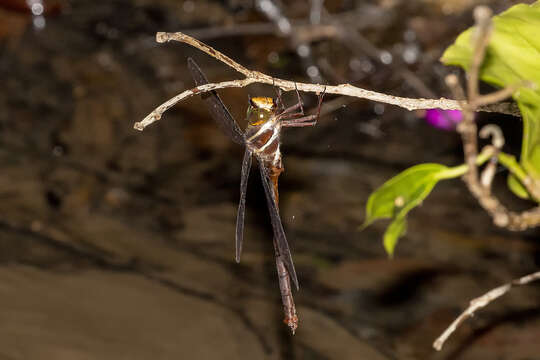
441,1,540,199
362,164,451,255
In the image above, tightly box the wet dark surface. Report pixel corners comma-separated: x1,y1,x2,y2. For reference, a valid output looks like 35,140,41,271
0,0,539,359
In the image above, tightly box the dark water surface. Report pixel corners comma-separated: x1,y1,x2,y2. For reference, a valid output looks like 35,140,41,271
0,0,538,359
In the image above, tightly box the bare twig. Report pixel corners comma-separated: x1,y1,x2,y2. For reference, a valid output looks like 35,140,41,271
473,81,530,107
134,31,519,131
433,271,540,351
134,78,256,131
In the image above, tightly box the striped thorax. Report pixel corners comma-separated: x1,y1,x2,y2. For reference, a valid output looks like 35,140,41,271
245,97,282,167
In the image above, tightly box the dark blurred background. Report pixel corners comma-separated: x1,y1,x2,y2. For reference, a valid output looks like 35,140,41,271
0,0,538,359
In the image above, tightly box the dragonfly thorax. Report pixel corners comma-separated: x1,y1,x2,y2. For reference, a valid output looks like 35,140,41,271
245,96,281,165
247,97,276,126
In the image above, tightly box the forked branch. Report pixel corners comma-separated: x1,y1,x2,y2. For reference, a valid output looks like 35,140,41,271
134,31,519,132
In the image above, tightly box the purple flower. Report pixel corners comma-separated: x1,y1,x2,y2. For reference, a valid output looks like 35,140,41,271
425,109,463,131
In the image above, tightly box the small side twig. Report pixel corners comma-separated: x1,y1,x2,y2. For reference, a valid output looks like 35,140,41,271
479,126,503,190
134,78,256,131
134,31,519,132
433,271,540,351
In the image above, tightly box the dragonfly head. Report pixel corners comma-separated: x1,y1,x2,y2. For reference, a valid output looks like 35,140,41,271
247,96,276,126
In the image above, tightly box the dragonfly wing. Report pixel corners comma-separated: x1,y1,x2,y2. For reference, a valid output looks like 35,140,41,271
187,58,245,145
235,148,252,263
259,164,299,290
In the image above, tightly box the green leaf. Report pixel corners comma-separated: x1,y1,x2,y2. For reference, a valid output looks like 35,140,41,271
516,96,540,179
441,1,540,199
362,163,451,255
363,163,449,227
383,217,407,257
507,174,530,199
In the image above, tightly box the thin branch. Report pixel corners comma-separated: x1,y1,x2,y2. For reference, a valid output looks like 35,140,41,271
155,32,255,77
433,271,540,351
473,81,529,108
134,78,256,131
134,31,519,131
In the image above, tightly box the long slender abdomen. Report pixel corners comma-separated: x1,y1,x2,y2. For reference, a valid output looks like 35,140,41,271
268,163,297,334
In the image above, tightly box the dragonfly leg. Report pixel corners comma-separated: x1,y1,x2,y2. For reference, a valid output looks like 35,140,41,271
279,85,326,122
281,114,317,126
281,87,326,126
280,102,303,116
294,82,305,115
273,78,285,112
277,83,305,118
282,120,317,127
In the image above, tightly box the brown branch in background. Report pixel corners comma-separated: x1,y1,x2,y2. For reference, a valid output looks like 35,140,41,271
473,82,529,108
185,22,277,40
433,271,540,351
434,6,540,351
185,4,390,41
134,31,519,132
316,3,437,100
254,0,323,83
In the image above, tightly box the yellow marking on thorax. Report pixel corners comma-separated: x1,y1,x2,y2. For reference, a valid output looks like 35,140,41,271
251,97,275,110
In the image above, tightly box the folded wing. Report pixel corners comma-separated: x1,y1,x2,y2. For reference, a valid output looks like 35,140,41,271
187,58,245,145
235,148,252,263
259,164,299,290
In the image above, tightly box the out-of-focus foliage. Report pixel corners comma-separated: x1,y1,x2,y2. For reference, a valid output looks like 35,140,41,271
364,2,540,257
442,1,540,200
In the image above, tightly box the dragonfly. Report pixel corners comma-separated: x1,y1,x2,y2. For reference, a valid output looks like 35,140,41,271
187,58,324,334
